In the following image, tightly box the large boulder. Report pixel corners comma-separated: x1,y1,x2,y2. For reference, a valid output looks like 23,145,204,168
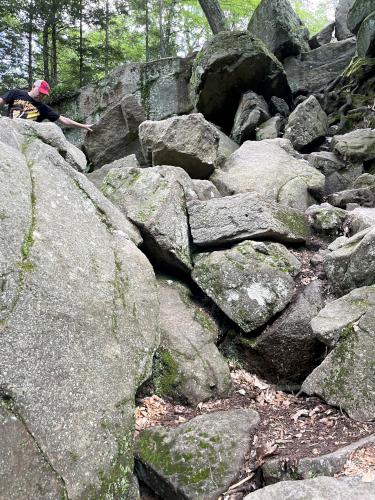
284,95,328,151
302,286,375,421
332,128,375,161
357,11,375,57
230,91,270,144
101,166,194,272
53,56,194,147
246,281,325,385
256,115,285,140
135,409,259,500
309,22,335,49
327,185,375,208
191,31,291,132
86,154,140,189
284,38,356,95
347,0,374,34
83,93,146,168
192,241,300,334
347,206,375,234
243,476,375,499
305,203,347,236
324,226,375,295
335,0,356,40
156,277,231,405
247,0,310,60
210,138,325,211
187,192,310,247
0,117,86,172
0,118,159,497
139,113,237,179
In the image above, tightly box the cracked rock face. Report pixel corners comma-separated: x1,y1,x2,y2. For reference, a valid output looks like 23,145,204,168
0,118,159,498
210,138,324,211
192,240,300,334
302,286,375,421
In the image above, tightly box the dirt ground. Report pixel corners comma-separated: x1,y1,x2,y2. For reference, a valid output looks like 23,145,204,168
136,369,375,499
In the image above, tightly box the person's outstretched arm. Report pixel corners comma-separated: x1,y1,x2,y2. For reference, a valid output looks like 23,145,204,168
57,115,93,132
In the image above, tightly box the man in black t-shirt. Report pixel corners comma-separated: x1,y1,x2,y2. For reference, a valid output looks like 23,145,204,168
0,80,93,132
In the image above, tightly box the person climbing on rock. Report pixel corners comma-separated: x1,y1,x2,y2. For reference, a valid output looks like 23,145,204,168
0,79,93,132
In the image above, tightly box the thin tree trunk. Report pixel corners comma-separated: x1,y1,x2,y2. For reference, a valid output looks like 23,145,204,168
51,12,57,85
42,21,50,81
198,0,227,34
158,0,164,58
79,0,83,86
104,0,109,76
27,0,33,87
145,0,149,62
164,0,177,56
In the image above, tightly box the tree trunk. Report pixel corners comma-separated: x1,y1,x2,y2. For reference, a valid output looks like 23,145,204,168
163,0,177,57
42,21,50,82
104,0,109,76
145,0,150,62
51,11,57,85
27,0,33,87
198,0,227,34
79,0,84,86
158,0,164,58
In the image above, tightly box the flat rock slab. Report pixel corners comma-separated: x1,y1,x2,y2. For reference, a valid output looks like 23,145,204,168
135,409,259,500
284,38,356,95
327,186,375,208
0,118,159,498
248,0,310,60
191,31,291,132
243,476,375,499
138,113,233,179
324,225,375,295
156,277,231,405
284,96,328,151
332,128,375,161
187,192,310,247
263,434,375,483
309,22,334,49
86,154,140,190
192,241,300,333
102,165,194,272
302,286,375,421
211,138,324,211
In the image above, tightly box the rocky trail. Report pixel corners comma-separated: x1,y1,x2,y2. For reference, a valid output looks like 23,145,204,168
1,0,375,498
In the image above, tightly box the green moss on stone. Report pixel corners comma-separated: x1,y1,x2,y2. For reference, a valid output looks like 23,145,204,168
153,348,180,397
273,209,310,238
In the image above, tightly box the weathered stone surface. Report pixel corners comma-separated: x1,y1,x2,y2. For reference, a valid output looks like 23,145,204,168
0,117,86,172
135,409,259,500
53,56,194,146
192,241,300,333
307,152,346,176
83,94,146,169
246,281,325,385
302,286,375,421
210,139,325,211
0,400,65,499
348,0,374,34
263,434,375,484
353,172,375,188
284,38,356,95
188,192,310,247
156,277,231,405
357,11,375,58
87,154,140,189
191,180,221,201
309,22,335,49
247,0,310,60
0,118,159,497
284,96,328,151
332,128,375,161
335,0,356,40
347,207,375,234
327,186,375,208
269,96,290,117
244,476,375,499
191,31,291,132
230,91,270,144
102,166,194,272
256,115,285,140
139,114,236,179
305,203,347,235
324,226,375,295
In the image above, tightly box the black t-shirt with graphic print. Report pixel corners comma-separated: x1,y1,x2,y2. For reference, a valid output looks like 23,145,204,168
1,89,60,122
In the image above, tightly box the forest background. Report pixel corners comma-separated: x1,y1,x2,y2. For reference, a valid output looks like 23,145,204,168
0,0,338,99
